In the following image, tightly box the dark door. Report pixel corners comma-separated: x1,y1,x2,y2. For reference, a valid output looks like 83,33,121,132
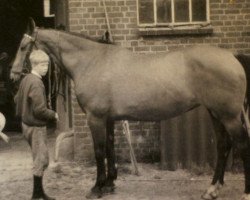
0,0,56,132
161,106,218,170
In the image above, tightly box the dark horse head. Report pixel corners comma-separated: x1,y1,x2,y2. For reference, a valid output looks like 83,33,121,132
10,18,36,82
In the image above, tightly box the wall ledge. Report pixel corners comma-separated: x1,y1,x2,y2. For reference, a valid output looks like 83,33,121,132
138,25,213,36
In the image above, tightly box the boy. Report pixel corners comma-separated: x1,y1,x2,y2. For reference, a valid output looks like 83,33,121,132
15,50,58,200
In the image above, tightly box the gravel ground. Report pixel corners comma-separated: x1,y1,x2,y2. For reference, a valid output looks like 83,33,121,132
0,134,246,200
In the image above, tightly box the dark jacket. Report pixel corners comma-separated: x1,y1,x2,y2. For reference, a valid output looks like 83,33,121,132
15,73,56,126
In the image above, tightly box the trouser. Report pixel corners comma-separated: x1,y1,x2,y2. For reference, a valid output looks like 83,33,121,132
22,122,49,177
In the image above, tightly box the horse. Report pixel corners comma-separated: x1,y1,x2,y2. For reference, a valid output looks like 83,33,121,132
10,19,250,200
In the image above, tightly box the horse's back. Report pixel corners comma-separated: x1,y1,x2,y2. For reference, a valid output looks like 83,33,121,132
110,45,246,120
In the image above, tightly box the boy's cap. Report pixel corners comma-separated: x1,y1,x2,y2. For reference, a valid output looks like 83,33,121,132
29,50,49,63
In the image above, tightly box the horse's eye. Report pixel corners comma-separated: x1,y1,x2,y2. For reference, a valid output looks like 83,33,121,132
20,46,26,51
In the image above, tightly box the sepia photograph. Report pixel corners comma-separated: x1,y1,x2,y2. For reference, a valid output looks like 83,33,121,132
0,0,250,199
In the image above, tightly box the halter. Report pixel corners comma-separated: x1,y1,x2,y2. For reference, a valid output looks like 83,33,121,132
11,33,35,76
24,34,35,42
23,31,39,50
24,29,61,55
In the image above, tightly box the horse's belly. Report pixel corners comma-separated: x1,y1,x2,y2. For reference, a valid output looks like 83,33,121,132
111,93,198,121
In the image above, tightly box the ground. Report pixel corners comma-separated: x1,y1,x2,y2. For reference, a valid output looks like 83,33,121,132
0,134,245,200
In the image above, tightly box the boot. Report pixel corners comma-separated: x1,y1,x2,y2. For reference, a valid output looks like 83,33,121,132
31,175,55,200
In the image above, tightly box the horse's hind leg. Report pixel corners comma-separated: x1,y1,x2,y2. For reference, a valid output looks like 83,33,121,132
85,114,107,199
202,116,232,200
222,115,250,200
103,118,117,193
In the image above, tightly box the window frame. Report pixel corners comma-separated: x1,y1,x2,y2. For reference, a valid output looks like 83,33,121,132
137,0,210,28
44,0,55,18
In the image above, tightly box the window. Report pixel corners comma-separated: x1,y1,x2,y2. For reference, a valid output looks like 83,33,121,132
137,0,209,27
44,0,55,17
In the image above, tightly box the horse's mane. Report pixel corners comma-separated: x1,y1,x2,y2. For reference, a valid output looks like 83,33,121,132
37,27,113,44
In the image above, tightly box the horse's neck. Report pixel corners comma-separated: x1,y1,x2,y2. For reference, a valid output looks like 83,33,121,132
37,29,102,79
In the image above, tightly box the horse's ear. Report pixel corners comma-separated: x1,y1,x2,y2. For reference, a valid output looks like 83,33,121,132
26,17,36,35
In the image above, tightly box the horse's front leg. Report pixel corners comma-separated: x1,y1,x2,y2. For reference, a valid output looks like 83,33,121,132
86,114,107,199
103,119,117,193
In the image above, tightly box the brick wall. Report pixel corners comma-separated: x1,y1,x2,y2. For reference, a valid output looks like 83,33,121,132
67,0,250,162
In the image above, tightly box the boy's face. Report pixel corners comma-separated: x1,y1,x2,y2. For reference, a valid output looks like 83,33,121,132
32,61,49,77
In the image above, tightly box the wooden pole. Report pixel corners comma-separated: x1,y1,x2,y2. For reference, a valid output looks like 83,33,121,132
122,120,139,175
102,0,113,42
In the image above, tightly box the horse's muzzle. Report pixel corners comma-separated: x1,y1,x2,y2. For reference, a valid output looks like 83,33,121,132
10,71,21,82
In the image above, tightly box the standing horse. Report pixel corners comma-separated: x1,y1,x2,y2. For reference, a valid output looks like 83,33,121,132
11,19,250,200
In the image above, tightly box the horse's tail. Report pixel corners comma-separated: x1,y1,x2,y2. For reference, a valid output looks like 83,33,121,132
235,54,250,108
235,54,250,138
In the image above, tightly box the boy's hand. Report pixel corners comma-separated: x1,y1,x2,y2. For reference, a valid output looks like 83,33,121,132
55,113,59,122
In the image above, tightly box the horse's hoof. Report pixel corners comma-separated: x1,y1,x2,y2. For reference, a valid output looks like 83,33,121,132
201,192,217,200
31,193,56,200
85,192,102,199
85,188,102,199
102,185,115,194
202,183,222,200
241,194,250,200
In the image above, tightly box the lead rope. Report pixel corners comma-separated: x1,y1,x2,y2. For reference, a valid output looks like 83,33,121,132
48,32,61,113
102,0,139,175
47,59,52,109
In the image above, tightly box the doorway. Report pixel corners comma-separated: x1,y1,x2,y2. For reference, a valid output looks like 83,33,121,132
0,0,70,133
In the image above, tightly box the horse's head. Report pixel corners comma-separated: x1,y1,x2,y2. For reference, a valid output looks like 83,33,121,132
10,18,37,82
